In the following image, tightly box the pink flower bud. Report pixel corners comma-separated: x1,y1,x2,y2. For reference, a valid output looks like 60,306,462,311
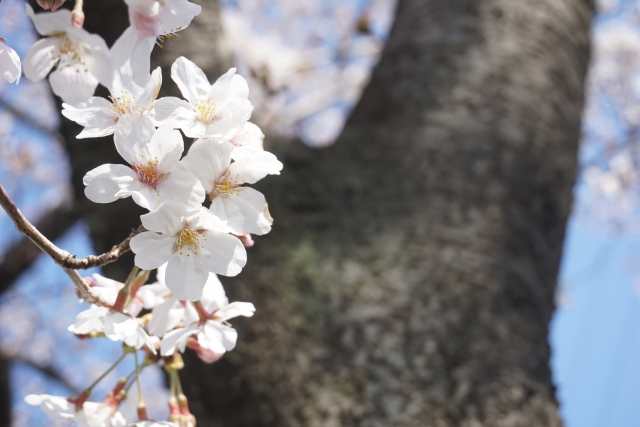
36,0,66,11
72,9,85,28
240,232,255,248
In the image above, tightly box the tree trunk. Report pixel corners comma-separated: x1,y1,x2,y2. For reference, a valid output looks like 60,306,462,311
177,1,593,426
39,0,593,425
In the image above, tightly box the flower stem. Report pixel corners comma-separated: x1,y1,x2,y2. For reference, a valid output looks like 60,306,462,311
83,352,128,395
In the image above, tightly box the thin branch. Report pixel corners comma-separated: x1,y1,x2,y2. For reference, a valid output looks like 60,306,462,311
0,183,144,306
0,203,79,295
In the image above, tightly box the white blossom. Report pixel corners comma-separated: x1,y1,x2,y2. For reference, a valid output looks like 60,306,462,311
130,201,247,300
23,4,111,104
61,65,162,138
25,395,126,427
82,113,204,210
227,122,266,161
111,0,201,84
160,279,254,358
182,139,282,235
0,38,21,84
155,58,253,138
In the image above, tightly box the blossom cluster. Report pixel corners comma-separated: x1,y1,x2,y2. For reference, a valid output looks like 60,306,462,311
2,0,281,425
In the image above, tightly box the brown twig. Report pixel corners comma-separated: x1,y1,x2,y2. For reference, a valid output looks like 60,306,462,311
0,183,144,306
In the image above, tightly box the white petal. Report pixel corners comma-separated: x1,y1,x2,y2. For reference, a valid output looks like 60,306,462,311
156,163,205,209
25,4,72,36
25,394,75,419
154,96,196,128
215,302,255,322
182,139,232,192
171,56,210,105
166,250,210,301
160,323,199,356
148,126,183,172
49,65,99,105
83,164,138,204
199,321,237,352
200,273,227,314
23,37,58,82
229,151,283,184
158,0,201,35
130,232,176,270
210,187,272,235
136,282,170,309
0,43,21,84
138,67,163,109
61,98,118,138
123,180,160,210
147,297,183,337
139,200,191,234
202,230,246,277
69,306,109,334
229,122,265,160
103,311,138,341
114,112,156,165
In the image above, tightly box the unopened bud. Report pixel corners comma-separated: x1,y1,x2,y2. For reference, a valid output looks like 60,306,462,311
36,0,66,11
72,9,84,28
137,402,148,420
240,232,254,248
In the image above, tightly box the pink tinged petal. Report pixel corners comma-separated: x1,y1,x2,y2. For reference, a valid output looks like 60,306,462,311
0,43,21,84
201,230,247,277
114,112,156,165
69,306,109,334
23,37,59,82
125,0,161,16
158,0,201,35
139,200,191,234
156,163,205,209
200,273,227,314
130,232,176,270
130,9,162,37
196,347,224,364
61,98,118,138
211,188,272,235
199,321,237,352
160,323,199,356
25,4,72,36
229,151,283,184
153,97,196,128
83,164,138,204
25,394,75,419
229,122,264,161
166,250,210,301
148,297,183,337
171,56,211,105
49,65,99,105
182,139,232,191
150,126,183,172
216,302,255,322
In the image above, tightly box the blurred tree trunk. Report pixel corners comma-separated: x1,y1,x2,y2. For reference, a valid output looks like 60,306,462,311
53,0,592,426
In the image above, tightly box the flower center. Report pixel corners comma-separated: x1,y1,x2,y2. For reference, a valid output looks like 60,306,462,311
132,158,161,186
54,35,89,71
109,90,136,116
210,171,242,199
195,98,217,124
176,228,205,256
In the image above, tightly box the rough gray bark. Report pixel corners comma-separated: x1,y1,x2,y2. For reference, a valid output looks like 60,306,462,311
4,0,592,425
177,1,593,426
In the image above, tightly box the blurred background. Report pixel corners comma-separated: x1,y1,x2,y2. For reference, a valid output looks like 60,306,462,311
0,0,638,426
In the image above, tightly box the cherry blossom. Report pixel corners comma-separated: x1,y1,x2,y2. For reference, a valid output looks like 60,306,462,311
36,0,67,11
23,4,111,104
0,38,21,84
183,139,282,235
155,58,253,138
25,395,126,427
130,201,247,300
160,280,255,358
227,122,266,161
111,0,202,84
61,65,162,138
82,113,204,210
